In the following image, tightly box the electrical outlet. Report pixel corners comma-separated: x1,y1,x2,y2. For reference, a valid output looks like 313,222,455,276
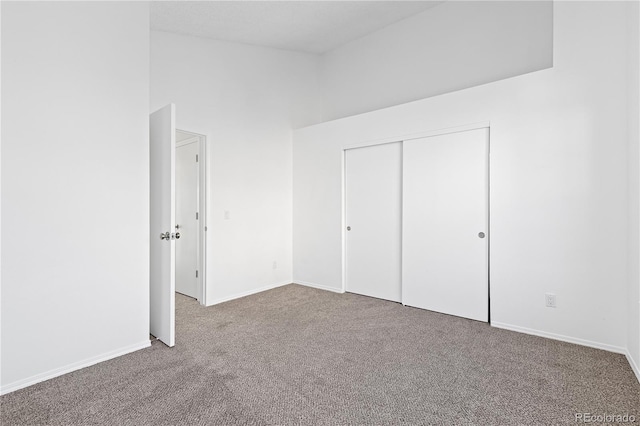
272,261,277,270
545,293,556,308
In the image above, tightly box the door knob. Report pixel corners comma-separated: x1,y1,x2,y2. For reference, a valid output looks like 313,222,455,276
175,232,181,239
160,232,171,240
347,226,351,231
478,232,486,238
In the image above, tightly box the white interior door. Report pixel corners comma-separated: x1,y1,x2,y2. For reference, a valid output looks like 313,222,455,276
175,140,199,299
150,104,176,347
402,128,489,322
345,142,402,302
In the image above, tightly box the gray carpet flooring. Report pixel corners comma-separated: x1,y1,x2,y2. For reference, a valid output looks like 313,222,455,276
1,284,639,425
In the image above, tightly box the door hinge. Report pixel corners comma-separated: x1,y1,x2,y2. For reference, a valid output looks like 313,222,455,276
196,212,199,220
196,155,199,162
196,270,199,278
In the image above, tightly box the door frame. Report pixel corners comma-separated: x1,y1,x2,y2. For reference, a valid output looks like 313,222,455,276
175,130,208,306
340,121,490,314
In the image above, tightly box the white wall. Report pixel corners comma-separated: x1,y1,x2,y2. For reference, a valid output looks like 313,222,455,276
1,2,150,393
628,1,640,379
0,0,4,389
294,1,631,354
150,31,321,305
320,1,553,122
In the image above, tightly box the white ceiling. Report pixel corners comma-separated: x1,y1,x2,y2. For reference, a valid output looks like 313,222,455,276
150,1,444,54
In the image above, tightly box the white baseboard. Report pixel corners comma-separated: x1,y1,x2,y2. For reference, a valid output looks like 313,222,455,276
626,350,640,384
206,281,291,306
294,280,344,294
491,322,627,354
0,340,151,395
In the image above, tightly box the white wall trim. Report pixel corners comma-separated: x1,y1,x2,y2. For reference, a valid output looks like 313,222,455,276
340,121,491,151
294,280,344,294
0,340,151,396
206,281,291,306
175,137,199,148
492,321,626,354
626,350,640,384
340,149,347,294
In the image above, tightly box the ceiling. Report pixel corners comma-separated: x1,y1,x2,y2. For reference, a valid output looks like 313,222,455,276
150,1,444,54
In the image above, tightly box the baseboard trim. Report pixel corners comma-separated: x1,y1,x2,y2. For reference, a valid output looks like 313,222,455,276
491,322,626,354
294,280,344,294
0,340,151,395
625,350,640,384
206,281,291,306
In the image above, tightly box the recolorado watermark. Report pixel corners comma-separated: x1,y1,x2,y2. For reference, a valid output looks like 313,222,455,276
575,413,636,423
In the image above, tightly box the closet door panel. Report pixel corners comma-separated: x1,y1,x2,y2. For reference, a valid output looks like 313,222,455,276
402,129,489,321
346,142,402,302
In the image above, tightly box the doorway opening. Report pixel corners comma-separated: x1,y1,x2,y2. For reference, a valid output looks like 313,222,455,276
175,129,207,305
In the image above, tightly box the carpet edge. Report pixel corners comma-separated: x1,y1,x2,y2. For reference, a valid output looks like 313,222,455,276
492,321,626,354
294,280,344,293
205,281,292,306
626,349,640,384
0,340,151,395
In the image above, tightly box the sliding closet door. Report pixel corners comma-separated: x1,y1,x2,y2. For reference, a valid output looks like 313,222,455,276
345,142,402,302
402,129,489,322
